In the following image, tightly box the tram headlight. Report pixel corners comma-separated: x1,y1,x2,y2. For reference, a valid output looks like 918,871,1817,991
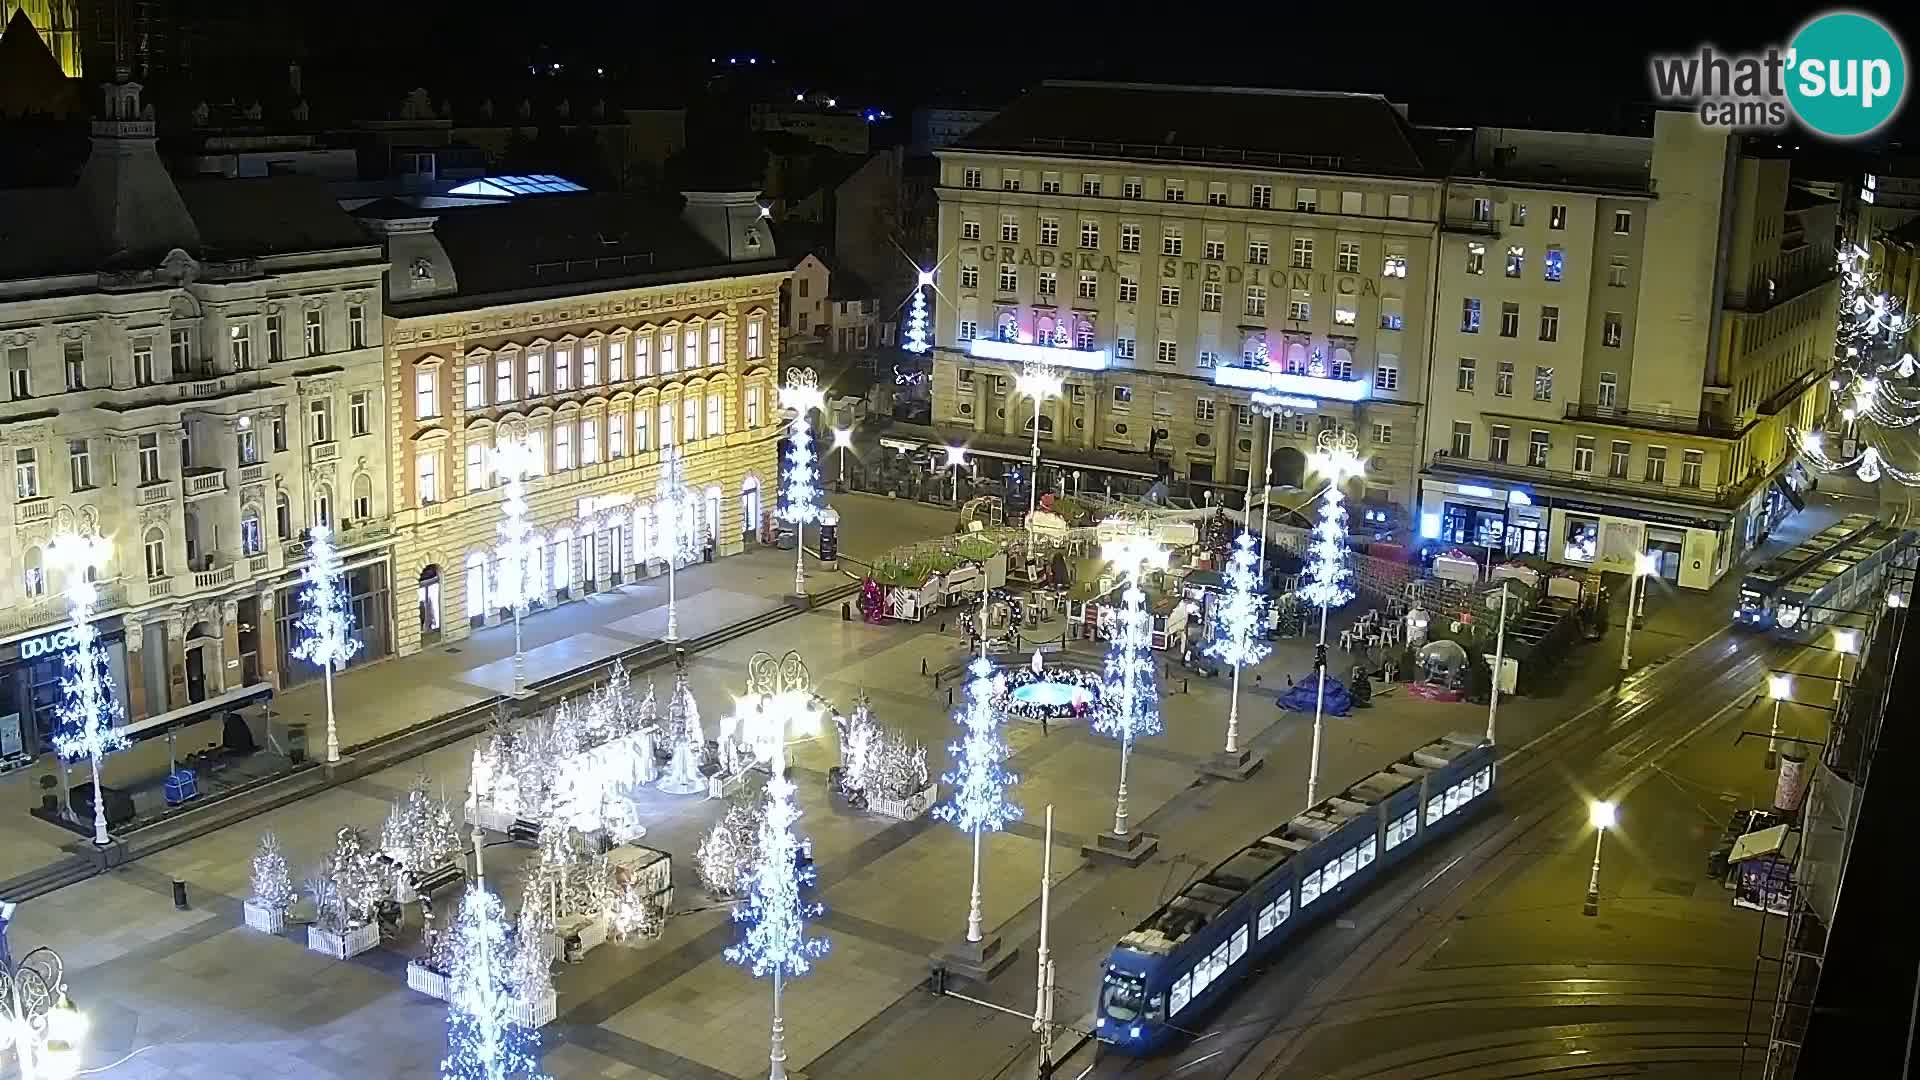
1130,1025,1142,1039
1777,605,1802,629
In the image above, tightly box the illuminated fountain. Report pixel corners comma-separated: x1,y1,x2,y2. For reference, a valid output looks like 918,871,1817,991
998,649,1104,724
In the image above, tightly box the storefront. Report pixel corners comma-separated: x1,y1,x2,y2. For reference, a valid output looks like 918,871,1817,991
1422,480,1546,557
0,616,132,763
276,560,394,688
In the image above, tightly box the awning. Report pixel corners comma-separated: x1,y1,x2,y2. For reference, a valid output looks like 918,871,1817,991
112,682,274,744
1729,823,1798,864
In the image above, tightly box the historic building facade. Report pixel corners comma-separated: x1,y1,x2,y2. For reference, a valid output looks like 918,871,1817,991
360,190,787,659
0,81,392,760
929,81,1444,532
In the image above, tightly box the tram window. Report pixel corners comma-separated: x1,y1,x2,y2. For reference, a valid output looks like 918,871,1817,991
1230,925,1250,964
1359,836,1378,868
1209,942,1231,984
1427,793,1444,822
1170,974,1192,1016
1474,767,1492,795
1387,810,1417,850
1447,783,1469,814
1148,994,1166,1022
1258,893,1291,937
1339,849,1360,881
1103,977,1146,1021
1301,869,1323,906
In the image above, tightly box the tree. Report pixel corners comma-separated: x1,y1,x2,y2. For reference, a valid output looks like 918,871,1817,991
1206,532,1272,755
441,886,545,1080
250,831,295,912
933,656,1021,942
292,525,361,762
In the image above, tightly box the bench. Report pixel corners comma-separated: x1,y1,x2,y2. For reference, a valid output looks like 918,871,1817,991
412,862,465,897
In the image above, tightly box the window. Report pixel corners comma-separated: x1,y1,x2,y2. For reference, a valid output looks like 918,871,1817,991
1207,183,1227,207
1528,430,1550,467
60,439,90,493
1155,339,1178,365
170,327,193,374
1372,422,1393,445
496,356,515,401
958,320,978,341
582,342,601,385
1338,241,1360,273
1295,187,1317,212
1534,366,1554,401
683,397,699,443
1645,445,1667,483
61,340,85,390
272,409,287,453
1375,361,1399,392
963,167,981,189
1163,179,1185,202
1341,190,1364,215
1380,299,1404,331
609,414,625,458
1510,201,1528,226
1251,184,1273,209
707,393,724,438
1118,276,1139,304
1076,271,1098,300
1301,869,1322,907
1039,217,1059,246
962,220,981,241
1489,425,1511,463
266,313,283,361
304,308,324,354
466,444,487,492
1603,312,1623,347
1539,306,1560,341
747,317,766,360
1076,322,1095,351
682,329,699,374
1120,223,1141,253
1471,197,1492,222
313,485,332,528
1682,449,1704,488
1160,285,1181,307
348,304,367,348
1386,809,1418,850
465,362,485,408
1245,286,1267,317
1544,247,1564,282
1609,440,1630,478
1235,403,1251,428
582,417,601,464
415,368,439,418
1081,176,1102,197
1549,204,1567,230
1202,282,1221,312
1000,214,1019,243
1613,210,1633,234
351,391,371,436
527,349,546,394
237,428,258,465
1041,174,1061,194
416,450,440,503
1598,371,1618,407
353,475,372,519
552,422,574,470
1495,360,1514,397
133,339,157,385
1248,240,1270,265
1608,257,1630,288
275,491,291,539
1462,298,1481,333
1204,239,1225,261
1162,227,1182,256
13,448,36,500
1039,271,1057,297
1451,421,1472,457
1002,173,1021,192
608,338,625,381
144,528,165,580
1506,245,1524,277
1465,242,1485,275
1291,237,1313,269
1334,305,1356,326
1456,358,1477,392
309,397,332,443
1499,302,1520,337
1116,336,1135,360
999,264,1018,293
1124,178,1143,200
1257,892,1290,937
1573,436,1595,473
240,505,264,557
1153,391,1173,418
1080,220,1099,249
1288,293,1310,322
635,407,650,451
1195,398,1216,422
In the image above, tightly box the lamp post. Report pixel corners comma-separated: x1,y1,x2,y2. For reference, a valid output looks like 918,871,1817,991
1583,800,1616,916
1098,528,1170,840
0,926,85,1080
1618,551,1658,672
1015,362,1062,541
1250,396,1297,579
491,435,541,694
1302,431,1364,807
779,369,826,599
831,426,853,488
1487,583,1510,744
48,534,125,848
1833,628,1859,704
1766,673,1792,770
945,445,967,504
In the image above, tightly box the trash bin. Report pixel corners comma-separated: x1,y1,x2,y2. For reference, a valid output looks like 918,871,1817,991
286,723,309,765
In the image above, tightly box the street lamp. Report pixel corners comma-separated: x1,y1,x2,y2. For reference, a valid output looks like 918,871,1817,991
1487,582,1511,744
491,436,542,693
1583,799,1616,917
1302,431,1363,807
831,426,854,488
1766,673,1793,770
779,369,826,598
1250,398,1296,580
1097,528,1170,841
47,534,125,847
1618,551,1658,672
1014,362,1063,542
944,444,968,504
1833,628,1860,704
0,934,85,1080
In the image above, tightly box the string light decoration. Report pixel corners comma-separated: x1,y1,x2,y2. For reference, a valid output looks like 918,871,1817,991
779,368,826,597
49,533,127,846
903,269,932,355
1205,532,1272,756
292,525,361,764
1302,431,1364,807
933,654,1021,943
653,444,703,641
493,437,541,693
1095,526,1169,840
249,831,296,916
1797,244,1920,487
440,885,546,1080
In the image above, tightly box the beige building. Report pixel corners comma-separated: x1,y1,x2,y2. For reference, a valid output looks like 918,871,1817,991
0,80,393,760
1422,113,1838,590
929,82,1445,528
356,188,788,658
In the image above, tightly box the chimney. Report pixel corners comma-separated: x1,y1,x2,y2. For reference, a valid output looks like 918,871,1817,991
681,190,775,262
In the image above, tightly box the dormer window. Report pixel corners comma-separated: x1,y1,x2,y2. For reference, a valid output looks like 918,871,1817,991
745,227,761,250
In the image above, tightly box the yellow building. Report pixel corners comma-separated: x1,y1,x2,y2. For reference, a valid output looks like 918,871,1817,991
1,0,80,77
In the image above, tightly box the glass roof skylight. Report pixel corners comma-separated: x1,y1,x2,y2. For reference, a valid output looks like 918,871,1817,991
447,174,586,198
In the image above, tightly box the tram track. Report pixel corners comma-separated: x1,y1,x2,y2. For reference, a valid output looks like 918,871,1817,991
1315,1024,1750,1080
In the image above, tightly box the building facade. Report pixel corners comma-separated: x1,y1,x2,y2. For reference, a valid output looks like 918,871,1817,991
357,188,788,659
1422,114,1837,590
0,81,393,761
930,82,1443,527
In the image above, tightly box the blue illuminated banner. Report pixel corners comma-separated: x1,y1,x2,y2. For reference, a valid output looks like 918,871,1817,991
1212,365,1371,401
968,338,1110,371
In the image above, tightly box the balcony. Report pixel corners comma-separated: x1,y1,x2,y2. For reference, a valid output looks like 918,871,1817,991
239,463,266,486
148,576,174,598
15,498,51,525
309,441,339,465
1562,402,1744,438
183,467,228,500
1442,214,1500,236
138,481,174,505
192,562,236,590
248,554,271,575
1428,451,1737,507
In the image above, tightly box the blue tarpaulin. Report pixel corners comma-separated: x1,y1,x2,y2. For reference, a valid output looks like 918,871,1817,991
1276,673,1352,716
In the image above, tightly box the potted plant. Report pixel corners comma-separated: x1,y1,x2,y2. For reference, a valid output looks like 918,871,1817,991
865,732,935,821
306,827,387,959
243,831,294,935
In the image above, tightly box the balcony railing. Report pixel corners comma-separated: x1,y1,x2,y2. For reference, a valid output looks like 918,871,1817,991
309,441,339,465
1442,214,1500,235
183,468,228,499
149,576,174,598
1429,451,1736,506
248,554,271,575
138,481,174,505
192,563,236,590
1562,402,1744,437
15,498,51,524
239,463,266,485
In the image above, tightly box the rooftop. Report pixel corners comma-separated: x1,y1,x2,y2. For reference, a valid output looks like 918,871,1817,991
953,81,1440,178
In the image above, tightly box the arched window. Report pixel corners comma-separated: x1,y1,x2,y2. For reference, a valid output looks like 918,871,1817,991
998,312,1020,342
21,546,44,598
312,483,333,529
353,473,373,520
241,505,264,556
739,476,761,543
464,551,489,620
143,527,166,579
705,485,723,545
275,491,292,540
1285,342,1309,374
632,503,652,563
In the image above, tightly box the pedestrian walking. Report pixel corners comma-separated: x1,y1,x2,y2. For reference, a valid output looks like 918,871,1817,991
1039,709,1050,738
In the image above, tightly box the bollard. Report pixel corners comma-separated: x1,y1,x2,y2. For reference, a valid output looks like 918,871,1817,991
939,620,947,633
172,879,189,910
1183,678,1189,694
841,601,852,621
947,688,954,706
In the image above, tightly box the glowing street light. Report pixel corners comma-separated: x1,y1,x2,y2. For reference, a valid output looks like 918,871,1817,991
1014,362,1063,543
1618,551,1658,672
831,426,854,487
944,444,968,503
0,929,87,1080
1833,627,1860,704
1583,799,1617,917
48,534,126,846
1766,673,1792,770
1302,431,1363,806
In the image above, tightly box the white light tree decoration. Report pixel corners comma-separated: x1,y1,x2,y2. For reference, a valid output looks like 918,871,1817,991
493,436,542,694
725,650,829,1080
441,885,546,1080
653,444,702,641
903,269,932,355
696,793,764,898
933,647,1021,944
250,830,296,914
1301,430,1363,807
1095,526,1170,841
1206,531,1271,757
49,533,127,846
657,664,706,795
292,524,361,764
779,368,826,597
385,778,462,885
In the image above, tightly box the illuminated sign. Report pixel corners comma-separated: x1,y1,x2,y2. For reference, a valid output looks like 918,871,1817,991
968,338,1110,371
1457,485,1498,499
19,626,82,661
1213,365,1371,401
1251,392,1319,411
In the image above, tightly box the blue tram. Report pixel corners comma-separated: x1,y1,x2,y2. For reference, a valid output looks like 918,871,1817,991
1095,733,1496,1053
1736,513,1878,629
